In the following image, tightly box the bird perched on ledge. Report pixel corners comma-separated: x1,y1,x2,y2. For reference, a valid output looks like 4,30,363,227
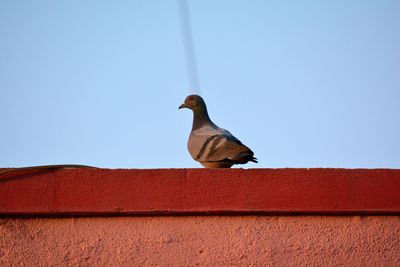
179,94,257,168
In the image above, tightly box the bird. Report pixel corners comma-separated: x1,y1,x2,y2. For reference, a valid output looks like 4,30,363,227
179,94,257,168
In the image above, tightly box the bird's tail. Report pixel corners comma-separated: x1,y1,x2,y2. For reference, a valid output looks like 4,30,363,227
250,157,258,163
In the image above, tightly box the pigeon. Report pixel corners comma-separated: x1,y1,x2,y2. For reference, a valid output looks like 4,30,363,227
179,94,257,168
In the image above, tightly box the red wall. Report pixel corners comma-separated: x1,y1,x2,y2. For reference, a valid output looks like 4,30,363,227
1,168,400,265
1,168,400,215
1,216,399,266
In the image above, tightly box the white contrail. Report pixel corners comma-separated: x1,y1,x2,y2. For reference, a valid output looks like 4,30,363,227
177,0,201,95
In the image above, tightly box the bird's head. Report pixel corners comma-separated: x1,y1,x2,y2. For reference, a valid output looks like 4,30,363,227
179,94,206,112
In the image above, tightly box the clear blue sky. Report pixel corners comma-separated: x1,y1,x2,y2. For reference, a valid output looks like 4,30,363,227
1,1,399,168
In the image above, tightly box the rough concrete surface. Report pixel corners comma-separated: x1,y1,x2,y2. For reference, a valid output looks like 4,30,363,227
1,216,400,266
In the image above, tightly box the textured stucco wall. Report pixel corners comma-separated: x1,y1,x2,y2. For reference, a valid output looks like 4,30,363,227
1,216,399,266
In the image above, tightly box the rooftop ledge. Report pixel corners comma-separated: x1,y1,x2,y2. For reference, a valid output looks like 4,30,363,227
1,168,399,216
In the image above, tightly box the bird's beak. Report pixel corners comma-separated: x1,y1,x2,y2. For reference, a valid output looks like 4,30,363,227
179,103,187,109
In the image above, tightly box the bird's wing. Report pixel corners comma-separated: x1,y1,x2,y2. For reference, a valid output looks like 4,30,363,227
188,126,254,163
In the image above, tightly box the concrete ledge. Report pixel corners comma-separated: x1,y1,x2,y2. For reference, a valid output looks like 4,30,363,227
1,168,400,216
2,216,399,266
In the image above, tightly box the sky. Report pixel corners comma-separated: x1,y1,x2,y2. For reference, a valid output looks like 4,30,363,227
1,0,399,169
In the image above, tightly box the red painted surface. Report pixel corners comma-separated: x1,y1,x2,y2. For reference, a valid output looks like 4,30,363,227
2,216,400,266
1,168,400,215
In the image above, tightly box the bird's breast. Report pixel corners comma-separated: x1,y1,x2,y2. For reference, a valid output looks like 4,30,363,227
187,133,209,160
